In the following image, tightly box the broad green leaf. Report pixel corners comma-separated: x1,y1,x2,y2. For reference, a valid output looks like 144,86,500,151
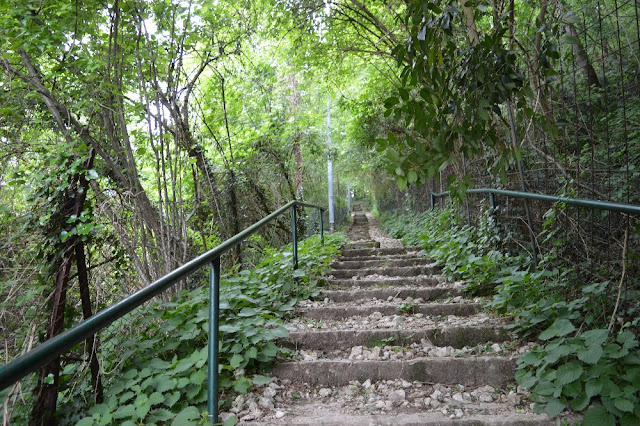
238,307,257,317
190,370,206,386
577,344,604,364
230,353,244,369
617,330,638,349
614,397,634,413
397,176,407,191
585,379,603,398
112,404,136,420
148,408,175,422
164,391,181,407
75,418,95,426
156,378,175,393
583,405,616,426
533,380,556,396
539,319,575,340
544,397,566,418
515,369,537,388
233,376,251,393
571,393,590,411
252,375,273,385
170,406,200,425
149,391,164,405
555,361,583,386
582,329,609,347
173,357,195,374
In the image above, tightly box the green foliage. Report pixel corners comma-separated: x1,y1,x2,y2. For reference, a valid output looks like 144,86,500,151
381,207,524,297
378,0,548,192
395,301,417,315
517,328,640,423
380,208,640,423
59,233,345,425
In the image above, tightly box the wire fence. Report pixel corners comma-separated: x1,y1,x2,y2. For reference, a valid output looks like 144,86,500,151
375,0,639,328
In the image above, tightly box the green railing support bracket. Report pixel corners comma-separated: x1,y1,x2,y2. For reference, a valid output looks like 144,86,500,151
208,257,221,424
430,193,436,210
489,191,496,211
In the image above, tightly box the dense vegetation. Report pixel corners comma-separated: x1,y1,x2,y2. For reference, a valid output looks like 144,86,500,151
2,233,344,424
0,0,637,424
381,208,639,424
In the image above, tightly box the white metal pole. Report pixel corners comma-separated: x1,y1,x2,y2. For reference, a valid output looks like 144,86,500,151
327,95,335,232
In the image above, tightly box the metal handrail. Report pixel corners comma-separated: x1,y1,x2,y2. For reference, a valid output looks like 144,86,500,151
430,188,640,215
0,200,324,423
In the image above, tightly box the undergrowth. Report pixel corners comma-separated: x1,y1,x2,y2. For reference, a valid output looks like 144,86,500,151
380,208,639,424
2,233,345,426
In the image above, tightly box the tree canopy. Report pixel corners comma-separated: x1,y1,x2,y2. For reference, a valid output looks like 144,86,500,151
1,0,638,423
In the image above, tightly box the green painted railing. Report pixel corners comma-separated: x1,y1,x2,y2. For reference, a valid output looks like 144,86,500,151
431,187,640,265
431,188,640,215
0,200,324,424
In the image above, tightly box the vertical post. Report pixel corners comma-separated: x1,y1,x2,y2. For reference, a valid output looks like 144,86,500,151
327,95,335,232
207,257,221,425
489,191,496,211
347,182,351,213
430,193,436,210
320,209,324,246
292,205,298,269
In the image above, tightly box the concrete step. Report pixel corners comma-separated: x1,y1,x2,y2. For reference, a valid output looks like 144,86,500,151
298,303,482,320
326,277,443,288
338,253,424,262
340,247,421,257
331,257,431,269
330,265,441,279
320,287,462,303
346,240,381,249
286,326,511,350
272,356,516,387
260,410,557,425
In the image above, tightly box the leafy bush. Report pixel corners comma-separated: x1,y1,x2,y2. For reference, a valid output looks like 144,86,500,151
517,323,640,424
379,208,640,423
48,233,345,425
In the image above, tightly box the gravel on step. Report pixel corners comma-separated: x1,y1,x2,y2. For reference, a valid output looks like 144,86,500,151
290,340,536,362
223,376,552,424
365,213,405,249
298,294,487,309
284,311,505,332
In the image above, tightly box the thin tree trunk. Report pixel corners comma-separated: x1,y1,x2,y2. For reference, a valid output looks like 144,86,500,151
533,0,553,121
30,150,95,425
75,242,104,404
565,24,602,87
458,0,479,45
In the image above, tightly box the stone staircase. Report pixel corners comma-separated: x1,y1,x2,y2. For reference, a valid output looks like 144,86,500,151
235,211,564,425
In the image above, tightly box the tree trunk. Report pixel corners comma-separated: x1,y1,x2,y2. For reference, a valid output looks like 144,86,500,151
30,151,95,425
458,0,479,46
565,24,602,87
75,242,103,403
533,0,553,121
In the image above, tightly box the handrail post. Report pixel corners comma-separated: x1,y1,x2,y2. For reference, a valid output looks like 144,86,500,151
430,193,436,210
489,191,496,211
292,206,298,269
320,209,324,246
208,257,221,424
